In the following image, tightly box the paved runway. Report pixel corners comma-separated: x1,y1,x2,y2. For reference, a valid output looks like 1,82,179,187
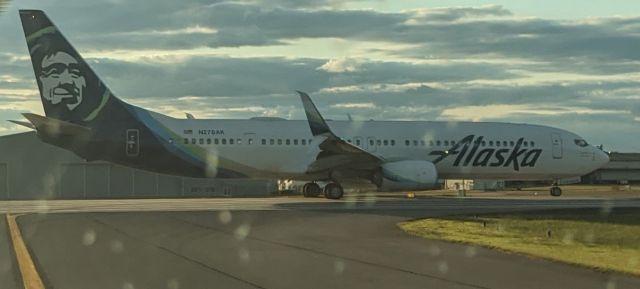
1,196,640,289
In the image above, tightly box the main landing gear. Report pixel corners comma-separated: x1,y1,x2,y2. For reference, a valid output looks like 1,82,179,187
302,182,344,199
549,183,562,197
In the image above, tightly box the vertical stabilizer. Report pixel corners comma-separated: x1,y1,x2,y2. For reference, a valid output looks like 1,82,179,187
19,9,115,124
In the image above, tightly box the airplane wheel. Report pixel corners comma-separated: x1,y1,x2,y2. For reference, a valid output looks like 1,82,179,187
549,187,562,197
303,183,321,197
324,183,344,200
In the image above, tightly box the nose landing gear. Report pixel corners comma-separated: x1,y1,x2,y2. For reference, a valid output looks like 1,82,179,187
549,184,562,197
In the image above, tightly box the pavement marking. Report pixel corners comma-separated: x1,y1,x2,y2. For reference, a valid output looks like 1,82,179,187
6,214,45,289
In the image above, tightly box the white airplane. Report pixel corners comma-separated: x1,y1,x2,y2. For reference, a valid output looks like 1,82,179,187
15,10,609,199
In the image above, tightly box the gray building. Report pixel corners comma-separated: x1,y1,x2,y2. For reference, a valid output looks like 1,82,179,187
583,152,640,184
0,132,277,200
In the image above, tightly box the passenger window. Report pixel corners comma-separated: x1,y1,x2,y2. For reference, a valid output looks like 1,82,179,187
222,139,227,145
286,139,290,145
237,139,242,144
503,141,508,146
184,138,189,145
436,140,441,146
215,138,219,145
421,140,425,146
301,139,306,145
248,139,253,145
356,139,361,146
230,139,234,145
481,141,486,146
270,139,275,145
383,140,388,146
347,139,352,143
261,139,266,145
191,138,196,144
294,139,298,145
377,140,381,146
531,141,535,147
429,141,434,146
277,139,282,145
489,141,493,146
413,140,418,146
405,140,410,146
523,141,528,147
444,140,449,146
510,141,514,147
451,140,455,145
496,141,501,147
391,140,395,146
370,139,375,146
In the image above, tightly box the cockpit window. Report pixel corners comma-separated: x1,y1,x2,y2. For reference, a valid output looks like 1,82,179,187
574,139,588,147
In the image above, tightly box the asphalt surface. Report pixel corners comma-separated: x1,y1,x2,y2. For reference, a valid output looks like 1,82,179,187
1,196,640,289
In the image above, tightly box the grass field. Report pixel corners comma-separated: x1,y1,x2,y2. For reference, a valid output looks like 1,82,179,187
400,208,640,276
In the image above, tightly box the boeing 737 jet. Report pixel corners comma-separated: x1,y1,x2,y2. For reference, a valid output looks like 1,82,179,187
13,10,609,199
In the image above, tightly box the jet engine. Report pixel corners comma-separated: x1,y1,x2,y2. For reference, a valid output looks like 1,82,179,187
373,160,439,191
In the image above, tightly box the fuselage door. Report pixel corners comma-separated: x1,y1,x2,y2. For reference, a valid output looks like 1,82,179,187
367,137,377,152
551,133,563,159
126,129,140,157
354,136,363,149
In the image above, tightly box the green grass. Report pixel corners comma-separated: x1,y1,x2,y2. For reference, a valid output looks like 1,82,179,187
399,208,640,276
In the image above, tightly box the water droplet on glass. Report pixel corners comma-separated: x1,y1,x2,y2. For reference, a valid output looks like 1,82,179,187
429,245,441,256
238,248,251,263
465,246,477,258
167,278,180,289
82,229,96,246
437,261,449,274
234,224,251,240
110,240,124,253
218,210,232,224
334,260,346,274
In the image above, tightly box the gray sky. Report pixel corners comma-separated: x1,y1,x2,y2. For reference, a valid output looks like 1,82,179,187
0,0,639,151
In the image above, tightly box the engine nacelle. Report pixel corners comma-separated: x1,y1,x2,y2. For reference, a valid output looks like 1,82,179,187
374,160,439,191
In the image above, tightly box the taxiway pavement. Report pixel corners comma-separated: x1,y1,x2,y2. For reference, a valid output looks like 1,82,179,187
1,196,639,289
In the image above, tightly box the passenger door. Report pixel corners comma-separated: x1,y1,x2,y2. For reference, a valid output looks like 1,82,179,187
367,137,377,152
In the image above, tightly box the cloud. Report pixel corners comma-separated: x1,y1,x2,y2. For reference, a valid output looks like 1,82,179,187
0,1,639,151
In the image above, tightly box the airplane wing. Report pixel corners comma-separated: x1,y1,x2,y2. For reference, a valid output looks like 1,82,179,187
298,91,383,174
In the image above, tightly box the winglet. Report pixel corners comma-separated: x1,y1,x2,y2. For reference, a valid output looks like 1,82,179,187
297,91,333,136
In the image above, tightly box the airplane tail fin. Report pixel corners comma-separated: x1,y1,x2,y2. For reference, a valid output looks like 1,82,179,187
19,10,117,124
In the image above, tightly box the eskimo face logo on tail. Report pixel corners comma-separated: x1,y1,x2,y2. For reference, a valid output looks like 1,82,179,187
429,134,542,171
38,51,85,111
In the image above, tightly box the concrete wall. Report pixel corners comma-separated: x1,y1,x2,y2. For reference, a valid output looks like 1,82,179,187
0,132,277,200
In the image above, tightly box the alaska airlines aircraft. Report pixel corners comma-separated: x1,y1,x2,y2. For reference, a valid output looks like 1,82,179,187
14,10,609,199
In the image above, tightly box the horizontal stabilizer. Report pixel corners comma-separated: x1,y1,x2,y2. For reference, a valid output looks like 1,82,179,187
8,120,35,129
22,113,92,137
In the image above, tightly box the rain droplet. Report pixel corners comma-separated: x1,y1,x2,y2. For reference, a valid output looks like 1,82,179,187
437,261,449,274
465,246,477,258
122,282,135,289
429,245,441,256
167,278,180,289
218,210,232,224
234,224,251,240
82,229,96,246
238,248,250,263
334,260,346,274
606,278,617,289
110,240,124,253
